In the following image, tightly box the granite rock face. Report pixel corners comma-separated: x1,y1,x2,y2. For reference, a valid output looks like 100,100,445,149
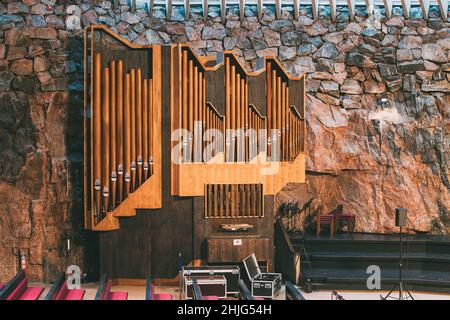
0,2,449,282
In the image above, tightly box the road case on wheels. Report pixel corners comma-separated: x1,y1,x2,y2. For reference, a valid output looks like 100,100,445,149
243,254,282,299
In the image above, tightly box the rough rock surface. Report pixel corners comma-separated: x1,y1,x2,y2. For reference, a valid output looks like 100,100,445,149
0,1,449,282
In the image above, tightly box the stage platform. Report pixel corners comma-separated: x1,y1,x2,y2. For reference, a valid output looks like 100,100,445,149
289,231,450,293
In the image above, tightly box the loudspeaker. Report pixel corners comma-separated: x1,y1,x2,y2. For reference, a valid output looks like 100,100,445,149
395,208,407,227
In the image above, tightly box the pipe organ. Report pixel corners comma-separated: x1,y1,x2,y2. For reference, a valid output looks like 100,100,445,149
85,26,306,279
84,27,161,231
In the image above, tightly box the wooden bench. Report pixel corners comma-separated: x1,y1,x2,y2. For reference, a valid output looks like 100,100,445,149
145,276,172,300
285,281,306,300
0,270,44,300
192,278,218,300
44,273,85,300
95,274,128,300
238,280,264,300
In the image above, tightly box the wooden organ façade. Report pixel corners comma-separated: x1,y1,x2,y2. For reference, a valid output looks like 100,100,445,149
84,26,306,280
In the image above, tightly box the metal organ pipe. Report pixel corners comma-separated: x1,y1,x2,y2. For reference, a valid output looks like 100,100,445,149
124,72,131,197
116,60,124,203
94,53,102,222
102,67,110,216
110,61,117,210
136,68,143,187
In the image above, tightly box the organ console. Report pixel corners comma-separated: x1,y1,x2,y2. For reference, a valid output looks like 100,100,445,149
85,26,306,279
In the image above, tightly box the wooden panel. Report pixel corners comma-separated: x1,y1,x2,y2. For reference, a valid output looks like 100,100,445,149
205,184,263,218
176,153,306,197
207,237,269,263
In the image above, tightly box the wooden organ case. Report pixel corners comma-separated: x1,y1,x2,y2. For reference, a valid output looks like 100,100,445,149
84,26,306,280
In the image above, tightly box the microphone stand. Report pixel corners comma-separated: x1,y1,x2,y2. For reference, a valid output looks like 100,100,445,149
381,226,414,300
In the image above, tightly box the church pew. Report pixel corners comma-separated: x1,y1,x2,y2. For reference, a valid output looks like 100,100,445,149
0,270,44,300
192,278,218,300
95,274,128,300
145,276,172,300
44,273,85,300
285,281,306,300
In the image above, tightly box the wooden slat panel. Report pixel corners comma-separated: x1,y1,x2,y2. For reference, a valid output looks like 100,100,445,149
207,238,269,263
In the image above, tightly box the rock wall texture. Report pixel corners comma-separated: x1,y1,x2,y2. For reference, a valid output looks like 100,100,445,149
0,0,449,282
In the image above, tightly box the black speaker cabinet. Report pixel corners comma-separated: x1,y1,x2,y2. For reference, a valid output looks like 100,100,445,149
395,208,407,227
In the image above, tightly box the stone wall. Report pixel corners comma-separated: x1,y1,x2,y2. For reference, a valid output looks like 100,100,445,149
0,0,449,282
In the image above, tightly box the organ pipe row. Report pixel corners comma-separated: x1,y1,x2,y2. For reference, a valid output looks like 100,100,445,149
289,106,305,161
92,53,154,224
205,184,263,218
266,62,304,162
205,102,225,160
180,49,210,162
224,56,250,163
178,51,305,164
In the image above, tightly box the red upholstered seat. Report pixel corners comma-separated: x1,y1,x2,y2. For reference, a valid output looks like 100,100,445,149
203,296,219,300
7,278,28,300
19,287,44,300
155,293,172,300
64,289,86,300
109,292,128,300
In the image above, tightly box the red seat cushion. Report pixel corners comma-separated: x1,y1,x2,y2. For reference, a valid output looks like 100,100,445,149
19,287,44,300
7,278,28,300
64,289,85,300
155,293,172,300
319,215,334,222
203,296,219,300
55,281,68,300
109,292,128,300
